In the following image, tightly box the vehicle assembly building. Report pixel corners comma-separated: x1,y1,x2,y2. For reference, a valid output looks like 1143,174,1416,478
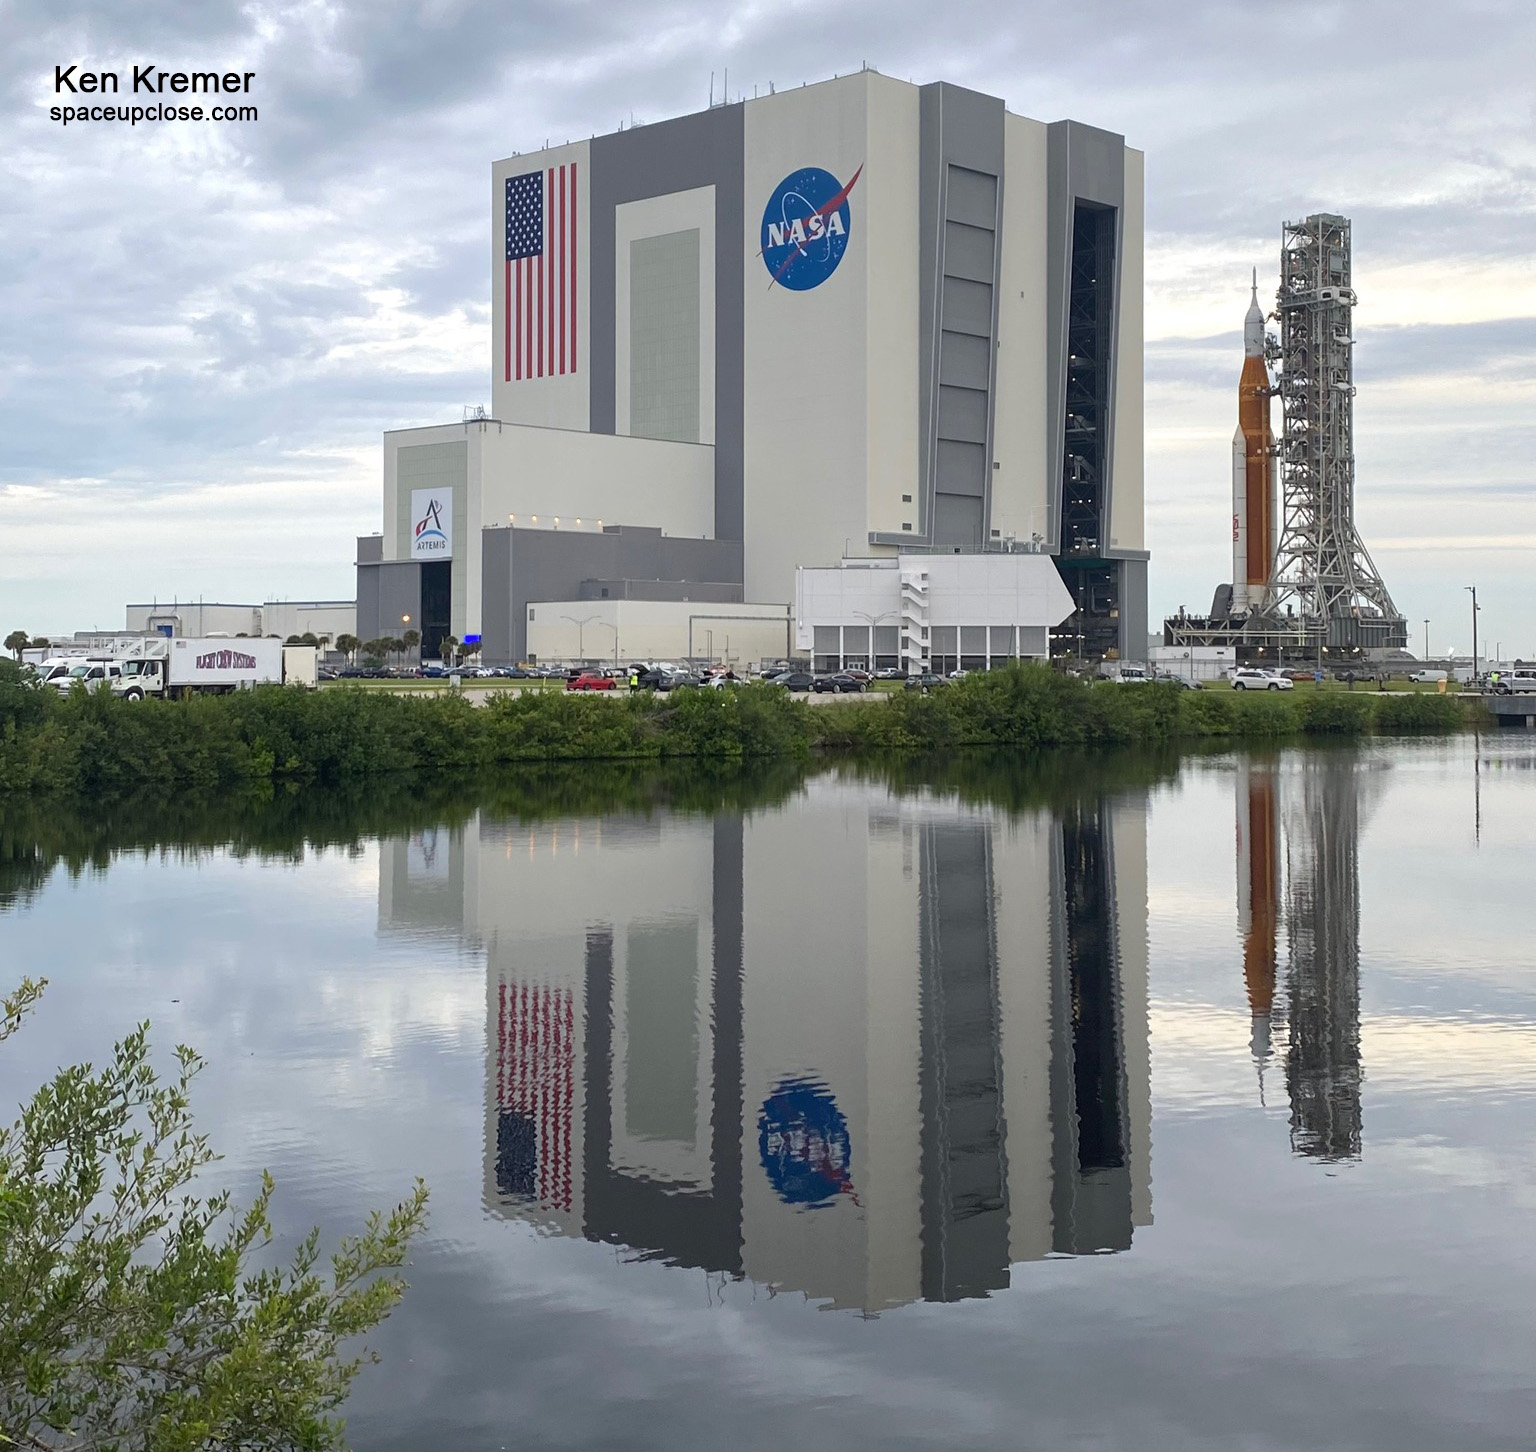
1166,213,1408,662
357,70,1147,667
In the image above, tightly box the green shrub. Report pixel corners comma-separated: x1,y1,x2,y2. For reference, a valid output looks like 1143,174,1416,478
1298,691,1373,734
0,661,1472,802
1371,692,1464,732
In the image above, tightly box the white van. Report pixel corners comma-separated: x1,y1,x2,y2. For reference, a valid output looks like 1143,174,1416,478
53,660,122,694
1408,669,1448,683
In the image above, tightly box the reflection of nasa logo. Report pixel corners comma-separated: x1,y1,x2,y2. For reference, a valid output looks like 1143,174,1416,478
758,1076,857,1207
759,165,862,291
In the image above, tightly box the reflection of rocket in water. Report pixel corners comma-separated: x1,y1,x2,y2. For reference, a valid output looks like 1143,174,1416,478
1236,758,1280,1085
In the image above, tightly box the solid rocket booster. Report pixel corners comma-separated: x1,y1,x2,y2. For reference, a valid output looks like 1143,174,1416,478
1231,273,1275,615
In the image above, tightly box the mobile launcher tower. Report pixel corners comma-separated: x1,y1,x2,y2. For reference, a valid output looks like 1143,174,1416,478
1168,214,1407,661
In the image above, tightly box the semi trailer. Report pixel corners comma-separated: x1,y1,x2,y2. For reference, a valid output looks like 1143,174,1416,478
107,637,316,699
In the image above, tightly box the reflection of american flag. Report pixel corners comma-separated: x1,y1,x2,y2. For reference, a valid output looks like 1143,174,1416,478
505,165,577,382
495,981,574,1211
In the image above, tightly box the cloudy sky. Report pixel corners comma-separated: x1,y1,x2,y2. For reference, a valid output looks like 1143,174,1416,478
4,0,1535,654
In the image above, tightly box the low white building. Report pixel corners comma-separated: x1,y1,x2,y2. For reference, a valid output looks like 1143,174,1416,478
1149,644,1235,683
524,598,791,668
260,600,357,643
125,602,262,638
796,553,1075,675
123,600,357,642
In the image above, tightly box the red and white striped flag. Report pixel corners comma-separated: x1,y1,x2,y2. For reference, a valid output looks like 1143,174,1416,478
495,979,575,1211
504,164,577,382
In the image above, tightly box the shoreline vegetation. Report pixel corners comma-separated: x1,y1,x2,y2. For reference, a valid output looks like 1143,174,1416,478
0,660,1473,794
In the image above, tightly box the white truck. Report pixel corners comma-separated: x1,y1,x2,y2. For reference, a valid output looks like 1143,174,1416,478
105,637,317,699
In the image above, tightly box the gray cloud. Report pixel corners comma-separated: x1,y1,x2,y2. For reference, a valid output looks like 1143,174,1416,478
3,0,1536,642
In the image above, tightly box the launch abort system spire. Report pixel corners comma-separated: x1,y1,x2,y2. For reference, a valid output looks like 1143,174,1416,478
1267,214,1406,650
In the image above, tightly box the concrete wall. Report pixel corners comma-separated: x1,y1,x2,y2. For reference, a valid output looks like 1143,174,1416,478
125,602,261,637
481,525,745,664
1109,148,1146,556
261,601,356,641
491,141,591,431
524,598,791,666
742,74,891,604
991,113,1052,549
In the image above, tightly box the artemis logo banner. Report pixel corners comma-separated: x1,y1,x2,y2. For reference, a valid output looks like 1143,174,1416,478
410,488,453,559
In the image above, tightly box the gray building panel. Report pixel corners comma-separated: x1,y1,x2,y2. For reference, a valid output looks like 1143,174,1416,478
589,105,746,540
629,229,701,444
577,578,742,604
355,560,422,646
918,83,1005,555
480,524,744,663
1117,559,1148,662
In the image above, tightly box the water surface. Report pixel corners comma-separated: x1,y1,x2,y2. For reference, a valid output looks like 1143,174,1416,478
3,739,1533,1450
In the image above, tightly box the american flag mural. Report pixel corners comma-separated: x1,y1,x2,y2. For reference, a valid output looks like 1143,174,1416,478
495,980,575,1211
505,164,577,382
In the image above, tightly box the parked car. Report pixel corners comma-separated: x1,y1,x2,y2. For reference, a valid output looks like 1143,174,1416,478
904,672,948,691
1408,669,1448,683
873,667,907,680
1231,668,1292,691
566,671,616,691
812,673,866,694
948,669,969,680
1491,668,1536,694
1153,671,1201,689
768,671,816,692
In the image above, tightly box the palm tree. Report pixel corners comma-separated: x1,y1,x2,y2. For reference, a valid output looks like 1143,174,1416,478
402,629,421,664
4,630,29,661
335,634,360,663
441,635,459,667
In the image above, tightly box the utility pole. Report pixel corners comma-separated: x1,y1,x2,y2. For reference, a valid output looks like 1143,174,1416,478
1466,586,1479,682
1423,619,1430,662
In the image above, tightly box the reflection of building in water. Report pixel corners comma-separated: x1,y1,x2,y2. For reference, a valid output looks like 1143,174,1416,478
1233,752,1370,1161
378,782,1151,1312
1282,754,1365,1162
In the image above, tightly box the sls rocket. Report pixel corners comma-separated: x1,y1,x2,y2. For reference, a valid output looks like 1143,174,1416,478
1231,273,1276,615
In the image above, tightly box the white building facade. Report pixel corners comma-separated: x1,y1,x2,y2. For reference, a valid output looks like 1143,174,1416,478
359,71,1146,666
796,553,1076,674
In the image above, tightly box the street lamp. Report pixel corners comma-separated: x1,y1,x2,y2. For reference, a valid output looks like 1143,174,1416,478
1423,618,1430,663
852,609,894,670
1466,585,1480,681
561,614,599,662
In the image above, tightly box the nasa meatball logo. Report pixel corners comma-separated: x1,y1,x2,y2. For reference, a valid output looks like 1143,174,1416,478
759,164,862,291
757,1075,858,1207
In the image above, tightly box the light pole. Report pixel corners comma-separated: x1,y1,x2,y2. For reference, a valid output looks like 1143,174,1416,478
561,614,599,662
1466,586,1479,682
1423,618,1430,663
852,609,894,670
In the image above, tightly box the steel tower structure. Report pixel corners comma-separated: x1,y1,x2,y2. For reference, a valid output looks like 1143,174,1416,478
1267,214,1407,650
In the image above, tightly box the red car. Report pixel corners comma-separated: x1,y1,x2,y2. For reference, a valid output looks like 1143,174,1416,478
566,672,616,691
